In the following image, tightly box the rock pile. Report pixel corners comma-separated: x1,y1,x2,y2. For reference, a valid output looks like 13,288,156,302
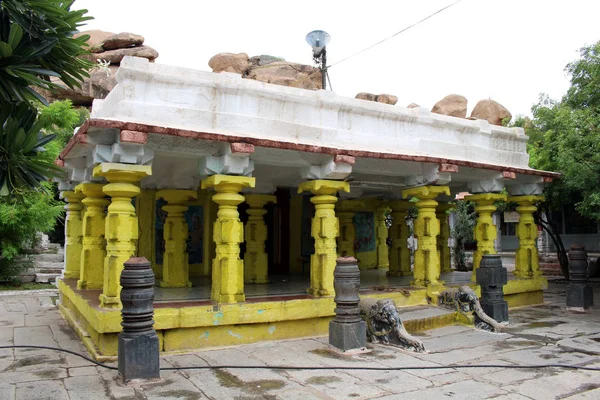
208,52,322,90
355,93,399,105
431,94,468,118
37,30,159,106
430,95,512,126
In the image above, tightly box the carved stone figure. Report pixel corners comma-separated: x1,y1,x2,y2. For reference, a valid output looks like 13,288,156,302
359,298,426,352
438,286,501,332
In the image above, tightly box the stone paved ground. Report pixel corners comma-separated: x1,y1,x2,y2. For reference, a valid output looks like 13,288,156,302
0,283,599,400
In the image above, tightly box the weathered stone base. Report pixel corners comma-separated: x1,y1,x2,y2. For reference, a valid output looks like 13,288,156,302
567,283,594,309
480,300,509,323
118,332,160,382
329,320,366,351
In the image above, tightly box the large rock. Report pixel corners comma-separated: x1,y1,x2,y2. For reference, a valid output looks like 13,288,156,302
249,55,285,67
407,103,420,108
209,53,249,74
431,94,468,118
74,30,115,48
101,32,144,50
470,99,512,126
245,61,322,90
355,93,398,105
356,92,377,101
93,45,158,64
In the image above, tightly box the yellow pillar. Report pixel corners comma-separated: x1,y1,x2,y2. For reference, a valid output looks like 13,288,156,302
201,175,255,303
244,194,277,284
376,205,391,269
509,195,544,279
402,186,450,287
62,190,85,280
298,180,350,296
387,201,412,277
336,200,363,258
465,193,506,282
93,163,151,309
76,183,109,289
157,190,198,288
437,203,454,274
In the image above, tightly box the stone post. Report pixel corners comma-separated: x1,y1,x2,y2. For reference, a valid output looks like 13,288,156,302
336,200,363,258
76,183,109,289
476,254,508,322
298,180,350,296
567,245,594,310
61,190,85,280
118,257,160,383
387,201,412,277
508,195,544,279
402,186,450,288
156,190,198,288
375,205,391,269
244,194,277,284
437,203,454,274
93,163,151,309
329,257,366,351
201,175,255,303
465,193,507,282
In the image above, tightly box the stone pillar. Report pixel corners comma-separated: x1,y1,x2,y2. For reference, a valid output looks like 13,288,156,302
76,183,109,289
336,200,363,258
465,193,507,282
387,201,412,277
244,194,276,284
476,254,508,322
201,175,255,303
402,186,450,288
61,190,85,280
509,195,544,279
375,205,391,269
566,245,594,310
93,163,151,309
156,190,198,288
298,180,350,296
437,203,454,274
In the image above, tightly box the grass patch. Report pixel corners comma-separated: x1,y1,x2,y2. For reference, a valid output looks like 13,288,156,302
0,282,56,291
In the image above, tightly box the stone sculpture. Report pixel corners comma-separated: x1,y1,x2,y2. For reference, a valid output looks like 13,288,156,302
438,286,501,332
359,298,426,352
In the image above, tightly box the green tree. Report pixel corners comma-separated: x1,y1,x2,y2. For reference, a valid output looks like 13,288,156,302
0,0,92,195
451,200,477,271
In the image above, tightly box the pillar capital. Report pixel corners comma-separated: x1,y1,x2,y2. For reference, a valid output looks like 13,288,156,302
337,199,365,213
387,200,412,213
157,189,198,204
245,194,277,208
507,195,545,206
466,193,507,206
436,202,455,214
402,185,450,200
93,163,152,183
61,190,85,209
75,183,105,199
201,174,255,193
298,180,350,196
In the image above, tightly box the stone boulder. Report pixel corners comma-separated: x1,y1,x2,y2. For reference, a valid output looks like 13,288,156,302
74,30,115,48
407,103,420,108
470,99,512,126
93,45,158,64
249,55,285,67
355,93,398,105
101,32,144,50
245,61,322,90
209,53,249,74
431,94,468,118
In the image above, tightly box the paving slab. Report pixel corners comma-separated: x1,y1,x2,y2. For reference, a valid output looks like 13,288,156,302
375,379,508,399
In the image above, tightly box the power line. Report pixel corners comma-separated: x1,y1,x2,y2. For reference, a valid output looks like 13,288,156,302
328,0,464,69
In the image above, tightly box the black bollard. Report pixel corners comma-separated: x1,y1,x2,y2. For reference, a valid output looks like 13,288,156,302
118,257,160,383
567,245,594,310
476,254,508,322
329,257,366,351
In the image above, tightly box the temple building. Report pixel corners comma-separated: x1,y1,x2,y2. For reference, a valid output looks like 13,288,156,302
56,56,558,359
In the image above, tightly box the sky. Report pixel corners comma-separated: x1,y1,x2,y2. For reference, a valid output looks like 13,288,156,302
74,0,600,117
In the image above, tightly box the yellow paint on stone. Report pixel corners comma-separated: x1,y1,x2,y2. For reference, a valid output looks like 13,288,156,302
388,201,412,277
402,186,450,288
244,194,277,284
376,205,391,269
298,180,350,296
156,190,198,288
201,175,255,303
62,190,85,280
437,203,454,274
93,163,151,308
465,193,507,282
509,195,545,279
336,200,364,258
76,183,109,289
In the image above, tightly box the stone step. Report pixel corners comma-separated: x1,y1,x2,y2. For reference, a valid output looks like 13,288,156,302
47,243,61,250
34,261,64,270
36,268,63,274
397,305,458,333
31,253,64,263
35,273,61,283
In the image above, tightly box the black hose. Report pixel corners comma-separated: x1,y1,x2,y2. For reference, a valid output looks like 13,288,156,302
2,345,600,372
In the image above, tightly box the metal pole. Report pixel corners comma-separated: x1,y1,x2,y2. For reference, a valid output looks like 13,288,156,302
321,47,327,90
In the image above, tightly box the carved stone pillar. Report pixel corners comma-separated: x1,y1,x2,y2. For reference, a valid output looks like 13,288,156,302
298,180,350,296
93,163,151,309
76,183,109,289
387,201,412,277
336,200,363,259
509,195,544,279
465,193,506,282
61,190,85,280
375,205,391,269
402,186,450,288
244,194,276,284
201,175,255,303
437,203,454,274
157,190,198,288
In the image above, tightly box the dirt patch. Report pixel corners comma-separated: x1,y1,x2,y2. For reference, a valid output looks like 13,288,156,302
34,369,62,379
214,369,285,394
156,390,203,400
306,376,342,385
309,349,358,362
